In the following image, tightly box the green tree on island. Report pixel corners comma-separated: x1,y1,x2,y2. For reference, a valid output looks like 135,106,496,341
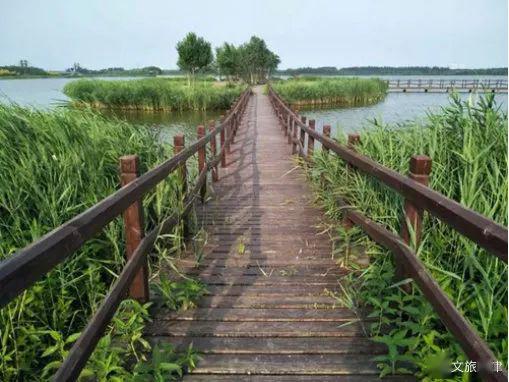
216,43,240,82
215,36,280,84
176,32,213,85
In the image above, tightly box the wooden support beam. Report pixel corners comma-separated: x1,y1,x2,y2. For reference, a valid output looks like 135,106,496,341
119,155,149,302
197,126,207,202
209,120,219,182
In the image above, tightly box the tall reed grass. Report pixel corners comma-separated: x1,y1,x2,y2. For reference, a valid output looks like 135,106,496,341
307,93,507,379
272,77,388,107
0,104,197,380
64,78,245,111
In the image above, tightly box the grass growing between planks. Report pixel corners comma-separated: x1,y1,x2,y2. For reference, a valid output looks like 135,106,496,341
0,104,205,380
271,76,388,108
306,93,507,379
64,77,246,111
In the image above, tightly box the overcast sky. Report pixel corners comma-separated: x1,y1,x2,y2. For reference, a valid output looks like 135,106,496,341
1,0,507,70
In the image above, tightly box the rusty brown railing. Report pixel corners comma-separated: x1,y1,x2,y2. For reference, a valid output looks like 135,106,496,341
0,88,251,381
268,85,507,382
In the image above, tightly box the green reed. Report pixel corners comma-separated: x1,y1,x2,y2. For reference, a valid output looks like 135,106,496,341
272,77,388,107
0,104,201,380
64,78,245,111
306,93,507,379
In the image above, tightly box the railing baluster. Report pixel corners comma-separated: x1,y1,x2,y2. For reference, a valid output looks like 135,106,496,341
173,135,189,237
300,116,306,155
396,155,432,286
401,155,432,246
341,133,361,230
119,155,149,302
197,126,207,202
209,120,219,182
307,119,315,157
219,115,227,168
323,125,331,155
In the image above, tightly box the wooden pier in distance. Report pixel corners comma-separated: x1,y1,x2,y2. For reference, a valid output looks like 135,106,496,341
387,78,508,93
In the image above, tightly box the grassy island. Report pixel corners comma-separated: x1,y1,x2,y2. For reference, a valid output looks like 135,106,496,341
271,77,388,108
63,77,246,111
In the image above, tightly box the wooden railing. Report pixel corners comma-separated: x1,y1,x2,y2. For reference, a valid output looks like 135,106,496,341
387,78,508,92
0,88,251,381
268,85,508,382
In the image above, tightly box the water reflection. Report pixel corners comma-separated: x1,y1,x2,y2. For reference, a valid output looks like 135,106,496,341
102,109,224,143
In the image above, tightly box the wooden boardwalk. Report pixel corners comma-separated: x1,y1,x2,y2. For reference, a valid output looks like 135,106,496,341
147,87,411,381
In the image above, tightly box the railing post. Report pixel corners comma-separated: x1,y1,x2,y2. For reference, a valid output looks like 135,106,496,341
226,115,232,155
394,154,432,290
173,134,189,238
287,115,293,144
400,155,432,246
209,120,219,182
231,112,236,144
300,116,306,155
285,114,290,137
307,119,315,157
197,126,207,202
342,133,361,230
348,133,361,148
119,155,149,303
323,125,331,155
219,115,226,168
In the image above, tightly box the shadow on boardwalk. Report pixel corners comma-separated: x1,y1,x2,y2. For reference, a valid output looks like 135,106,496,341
145,86,414,381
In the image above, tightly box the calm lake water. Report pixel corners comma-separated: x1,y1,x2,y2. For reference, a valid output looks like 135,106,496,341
1,76,507,137
303,91,508,135
0,77,220,140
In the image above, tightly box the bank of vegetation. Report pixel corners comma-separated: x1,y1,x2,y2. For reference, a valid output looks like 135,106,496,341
0,104,205,380
305,93,507,379
271,77,388,107
64,77,245,111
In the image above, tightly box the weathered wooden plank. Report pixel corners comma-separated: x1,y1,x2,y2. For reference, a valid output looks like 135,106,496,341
183,375,414,381
190,275,343,285
192,295,342,309
182,267,346,277
152,308,359,321
200,285,340,296
187,376,413,382
145,321,366,337
150,336,384,354
183,354,382,375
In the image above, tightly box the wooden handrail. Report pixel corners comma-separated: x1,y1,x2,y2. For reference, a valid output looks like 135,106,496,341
0,88,251,308
0,88,251,381
268,85,508,381
386,79,508,89
268,86,508,262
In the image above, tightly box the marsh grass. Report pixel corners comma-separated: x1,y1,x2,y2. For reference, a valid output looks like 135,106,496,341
306,93,507,379
64,78,245,111
272,77,388,107
0,104,202,380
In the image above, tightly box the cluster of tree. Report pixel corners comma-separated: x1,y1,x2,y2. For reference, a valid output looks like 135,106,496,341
278,66,508,76
176,33,280,84
65,64,163,76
